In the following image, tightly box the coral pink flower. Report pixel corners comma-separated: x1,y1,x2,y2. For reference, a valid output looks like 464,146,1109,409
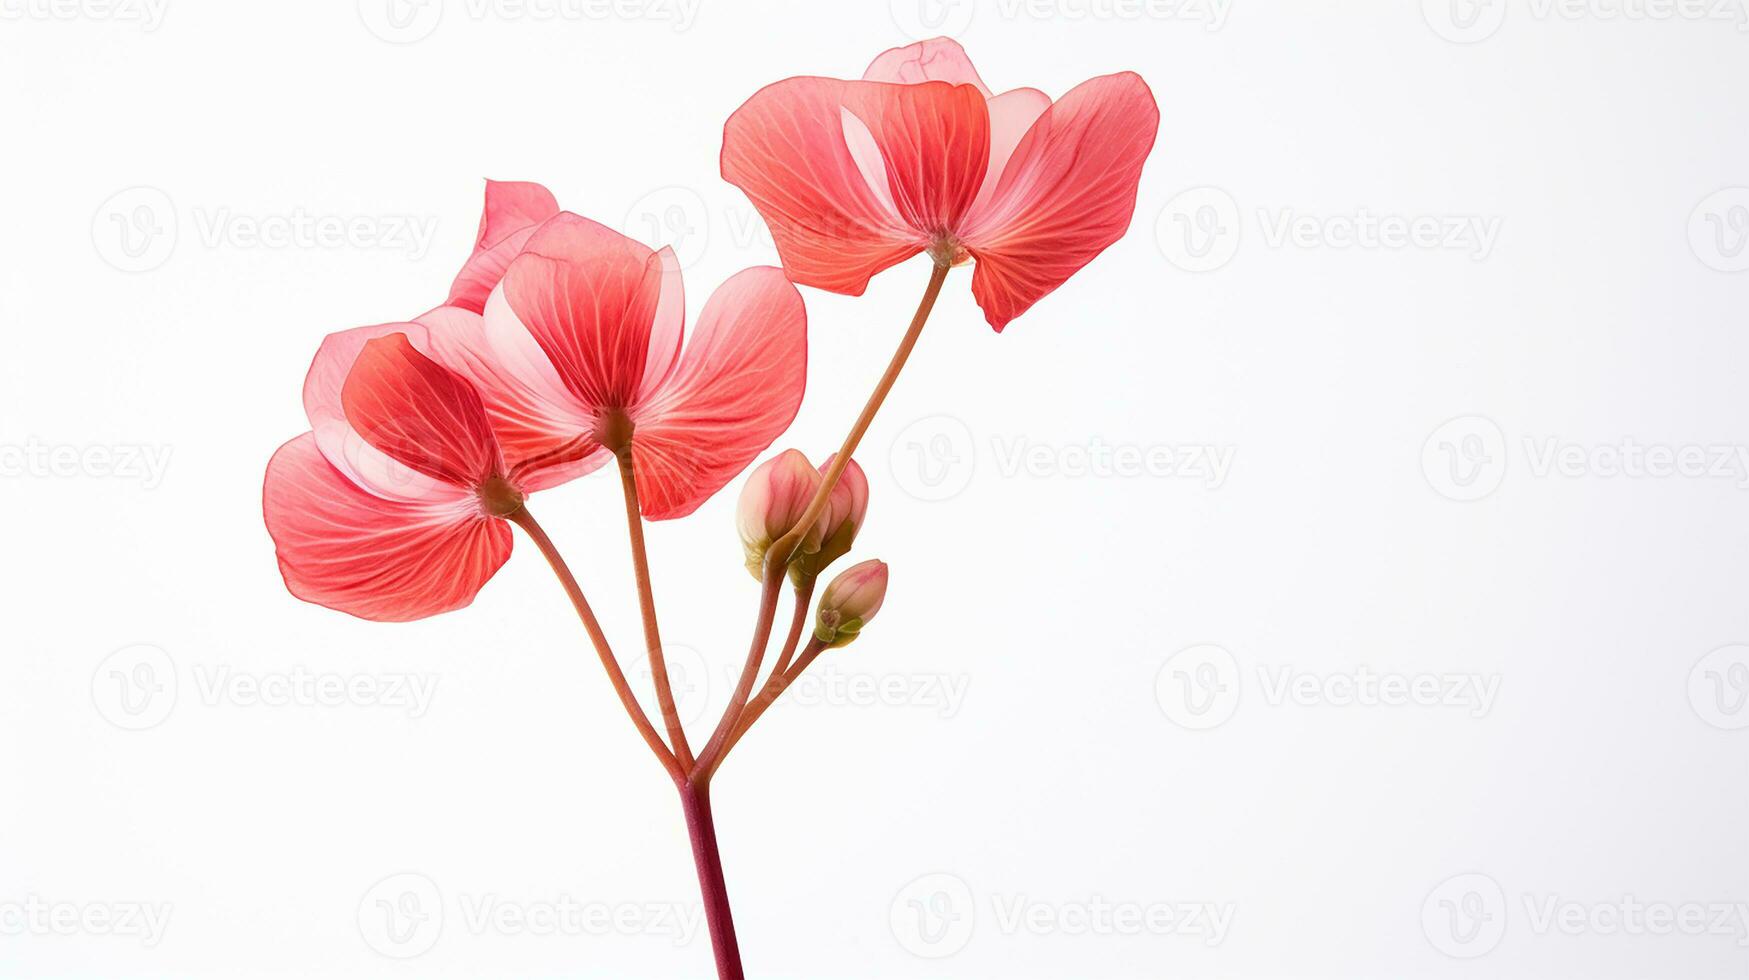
722,37,1158,331
466,212,809,519
263,321,536,622
265,185,808,620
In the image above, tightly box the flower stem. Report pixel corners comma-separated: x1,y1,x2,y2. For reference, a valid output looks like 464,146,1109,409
769,260,950,571
615,449,695,769
679,779,743,980
507,506,682,781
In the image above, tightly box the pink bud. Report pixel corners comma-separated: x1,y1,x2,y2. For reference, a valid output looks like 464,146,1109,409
791,454,869,586
815,559,888,648
737,449,823,578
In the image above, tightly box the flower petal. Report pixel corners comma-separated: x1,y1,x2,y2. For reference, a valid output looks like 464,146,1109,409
263,433,511,622
629,267,808,520
501,213,667,411
417,303,609,492
445,180,561,314
958,72,1159,331
341,333,503,489
722,75,989,295
862,37,992,96
303,321,454,502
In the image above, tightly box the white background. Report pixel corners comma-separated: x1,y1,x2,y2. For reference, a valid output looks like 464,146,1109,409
3,0,1747,977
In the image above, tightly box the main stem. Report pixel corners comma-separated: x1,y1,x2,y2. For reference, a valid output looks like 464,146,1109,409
672,263,950,979
678,780,742,980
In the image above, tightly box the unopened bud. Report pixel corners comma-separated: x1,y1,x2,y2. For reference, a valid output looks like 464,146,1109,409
814,559,888,648
737,449,823,578
790,454,869,587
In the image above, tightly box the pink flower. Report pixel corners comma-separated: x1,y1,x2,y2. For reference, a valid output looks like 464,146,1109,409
265,189,809,619
721,37,1159,331
263,322,537,622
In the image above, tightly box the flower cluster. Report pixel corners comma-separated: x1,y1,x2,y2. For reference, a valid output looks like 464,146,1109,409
260,37,1156,980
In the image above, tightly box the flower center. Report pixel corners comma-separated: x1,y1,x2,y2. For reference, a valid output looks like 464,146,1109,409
926,235,970,268
476,475,525,518
595,408,635,454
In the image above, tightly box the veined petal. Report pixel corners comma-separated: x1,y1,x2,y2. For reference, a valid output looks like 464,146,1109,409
341,333,504,489
862,37,993,96
723,76,977,295
958,72,1160,331
630,267,807,520
418,303,609,492
502,213,666,410
970,87,1052,217
445,180,561,314
838,79,990,244
263,433,511,622
303,321,453,502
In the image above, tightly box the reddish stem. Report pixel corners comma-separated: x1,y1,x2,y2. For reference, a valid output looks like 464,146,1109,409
678,780,743,980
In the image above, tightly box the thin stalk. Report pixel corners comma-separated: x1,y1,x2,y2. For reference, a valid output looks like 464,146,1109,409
615,449,695,769
507,507,681,781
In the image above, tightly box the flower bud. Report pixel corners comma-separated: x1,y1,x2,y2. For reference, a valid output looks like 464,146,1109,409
790,454,868,587
737,449,823,578
814,559,888,648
